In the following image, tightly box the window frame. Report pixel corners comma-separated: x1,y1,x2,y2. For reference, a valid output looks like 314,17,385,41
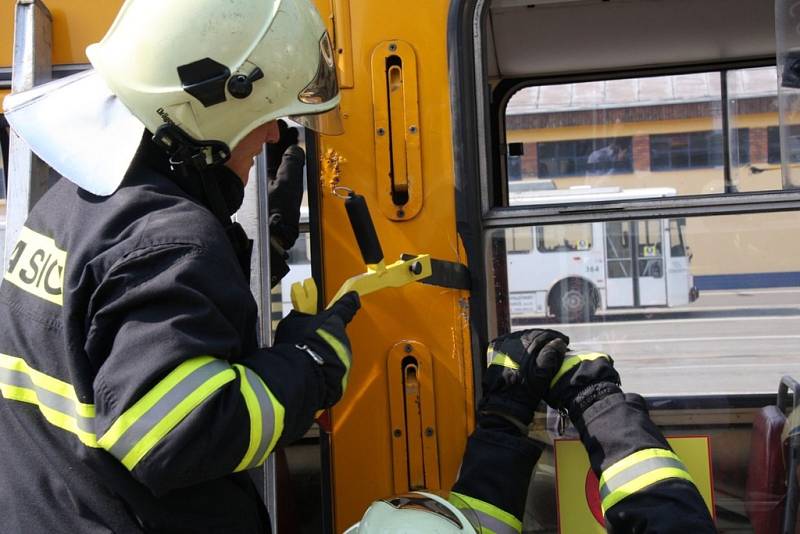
447,0,800,402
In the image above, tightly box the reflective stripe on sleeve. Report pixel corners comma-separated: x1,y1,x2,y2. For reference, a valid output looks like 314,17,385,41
599,448,695,513
449,492,522,534
549,352,611,387
234,364,285,472
315,328,351,390
487,346,520,371
0,353,98,447
98,356,236,470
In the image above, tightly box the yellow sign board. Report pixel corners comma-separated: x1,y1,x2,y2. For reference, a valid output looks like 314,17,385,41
554,437,715,533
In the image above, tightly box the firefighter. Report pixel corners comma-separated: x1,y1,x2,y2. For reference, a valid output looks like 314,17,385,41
348,329,717,534
0,1,357,532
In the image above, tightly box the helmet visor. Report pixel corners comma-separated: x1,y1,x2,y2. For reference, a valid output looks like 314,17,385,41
299,33,338,105
292,32,343,136
291,105,344,136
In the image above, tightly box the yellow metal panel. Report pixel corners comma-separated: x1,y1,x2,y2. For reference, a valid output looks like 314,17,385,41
331,0,354,88
313,0,474,530
1,1,123,69
370,40,423,221
387,341,441,494
49,1,123,66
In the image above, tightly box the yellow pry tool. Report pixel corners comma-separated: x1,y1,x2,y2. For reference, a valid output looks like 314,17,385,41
291,254,433,314
290,191,432,314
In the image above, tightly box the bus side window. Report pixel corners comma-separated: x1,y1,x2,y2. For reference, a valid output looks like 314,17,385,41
506,227,534,253
536,223,593,252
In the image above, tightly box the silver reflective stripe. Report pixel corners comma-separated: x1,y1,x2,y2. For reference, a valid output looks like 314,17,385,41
0,365,93,433
600,456,687,500
469,509,519,534
106,360,230,461
241,366,277,470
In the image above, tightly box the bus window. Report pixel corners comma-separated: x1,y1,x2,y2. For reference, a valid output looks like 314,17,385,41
670,219,688,257
535,223,593,253
506,226,534,253
490,210,800,395
637,220,664,278
504,66,782,206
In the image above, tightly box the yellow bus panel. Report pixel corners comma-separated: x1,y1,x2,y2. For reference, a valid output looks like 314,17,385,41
314,0,474,530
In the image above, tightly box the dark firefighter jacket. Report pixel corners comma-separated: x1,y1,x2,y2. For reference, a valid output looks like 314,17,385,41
450,393,717,534
0,141,326,533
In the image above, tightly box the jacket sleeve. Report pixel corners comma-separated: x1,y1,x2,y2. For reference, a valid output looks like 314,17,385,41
572,392,717,534
450,426,543,534
85,243,326,496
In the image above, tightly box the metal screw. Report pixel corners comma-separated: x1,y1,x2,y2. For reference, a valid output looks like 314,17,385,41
409,125,418,134
425,427,434,437
377,127,386,136
393,429,403,438
409,262,423,276
397,209,405,218
404,344,413,353
388,43,398,52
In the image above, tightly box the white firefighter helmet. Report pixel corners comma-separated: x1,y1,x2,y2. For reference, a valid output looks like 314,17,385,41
3,0,341,196
344,492,484,534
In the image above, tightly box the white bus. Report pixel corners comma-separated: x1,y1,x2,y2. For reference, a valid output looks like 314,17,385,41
505,186,698,322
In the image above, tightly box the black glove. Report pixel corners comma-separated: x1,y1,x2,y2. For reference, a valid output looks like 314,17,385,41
275,292,361,408
478,329,569,432
545,350,621,419
267,120,304,253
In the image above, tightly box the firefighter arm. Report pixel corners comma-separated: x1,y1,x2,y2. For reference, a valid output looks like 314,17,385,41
86,244,329,495
573,392,716,533
449,424,543,534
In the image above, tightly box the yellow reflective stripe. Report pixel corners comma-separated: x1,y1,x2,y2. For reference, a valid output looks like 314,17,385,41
235,366,263,472
0,354,95,418
600,448,678,482
450,492,522,534
0,384,99,447
489,351,520,371
255,379,285,467
98,356,236,471
550,352,611,387
316,329,351,391
0,353,98,447
599,448,695,514
601,467,694,513
233,365,285,472
99,357,217,449
119,366,235,470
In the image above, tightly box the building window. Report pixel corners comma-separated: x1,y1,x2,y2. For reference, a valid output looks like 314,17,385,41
767,125,800,164
537,137,633,178
650,130,750,171
536,224,593,253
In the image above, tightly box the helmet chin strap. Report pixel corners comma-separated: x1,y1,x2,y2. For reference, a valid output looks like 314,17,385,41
152,123,254,280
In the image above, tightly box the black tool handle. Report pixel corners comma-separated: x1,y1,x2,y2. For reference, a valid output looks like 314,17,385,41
345,193,384,265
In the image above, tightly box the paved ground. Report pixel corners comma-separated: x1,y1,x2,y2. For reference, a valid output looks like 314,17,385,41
512,288,800,395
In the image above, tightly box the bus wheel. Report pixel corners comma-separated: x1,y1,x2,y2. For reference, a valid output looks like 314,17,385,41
550,280,596,323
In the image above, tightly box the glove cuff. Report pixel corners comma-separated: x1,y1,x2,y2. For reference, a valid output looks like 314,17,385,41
566,382,622,422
